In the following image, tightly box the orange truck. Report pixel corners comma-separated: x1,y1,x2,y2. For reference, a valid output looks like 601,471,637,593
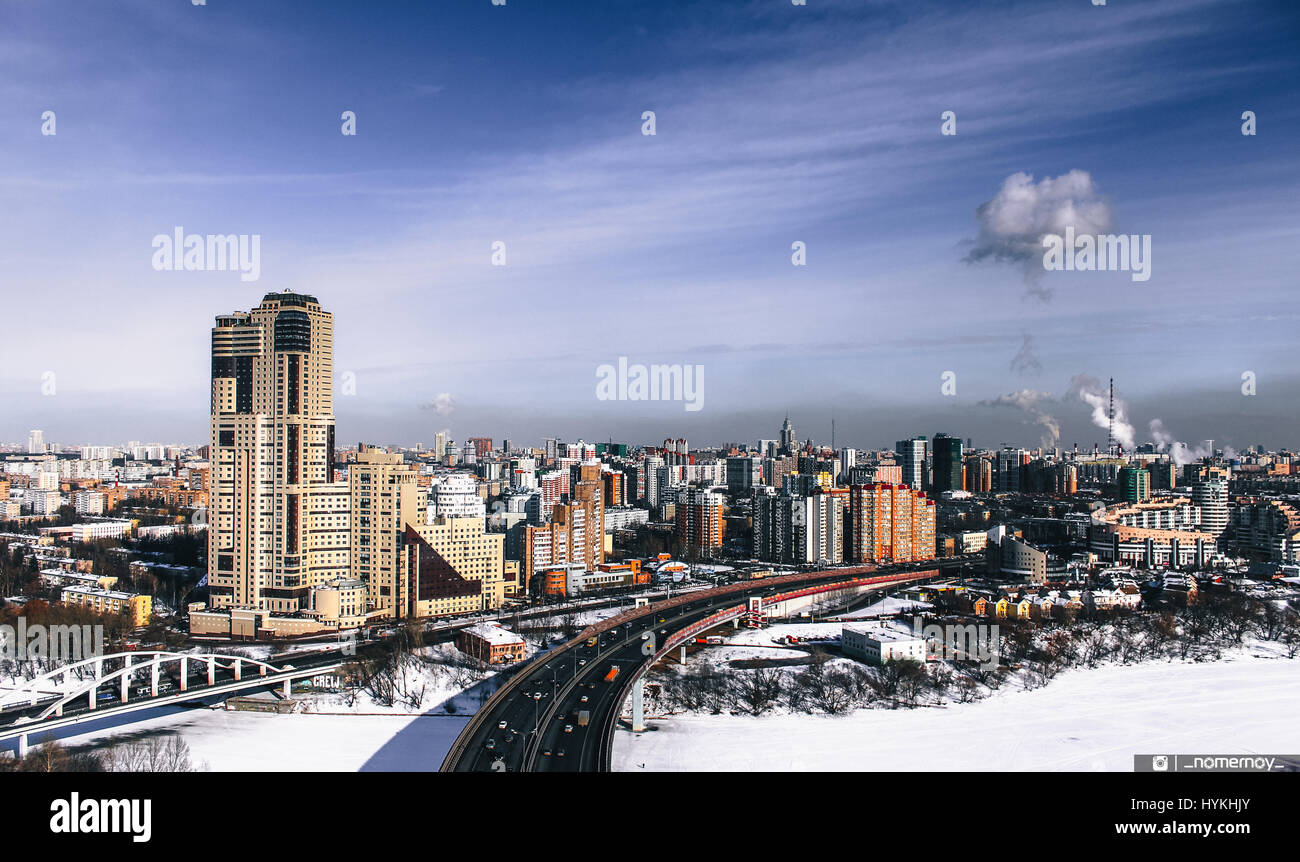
603,665,620,683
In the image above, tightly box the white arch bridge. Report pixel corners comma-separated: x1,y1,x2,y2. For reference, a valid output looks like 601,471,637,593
0,650,345,757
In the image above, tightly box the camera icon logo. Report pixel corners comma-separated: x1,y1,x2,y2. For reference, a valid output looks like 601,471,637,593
1153,755,1170,772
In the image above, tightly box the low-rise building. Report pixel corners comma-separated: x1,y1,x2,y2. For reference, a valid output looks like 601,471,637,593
71,520,133,542
841,622,927,665
60,586,152,627
456,622,525,664
309,578,370,629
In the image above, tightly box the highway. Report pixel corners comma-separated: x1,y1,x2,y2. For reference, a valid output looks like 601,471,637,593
444,564,941,772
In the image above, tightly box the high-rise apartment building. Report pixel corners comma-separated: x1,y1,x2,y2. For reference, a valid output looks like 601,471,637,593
27,429,44,454
1193,479,1229,546
676,486,725,553
520,464,604,589
964,454,993,492
1118,466,1151,502
753,487,844,565
931,434,963,493
996,447,1027,492
350,447,422,618
429,472,487,519
726,456,762,493
896,436,928,491
848,483,936,564
753,488,800,564
207,291,349,614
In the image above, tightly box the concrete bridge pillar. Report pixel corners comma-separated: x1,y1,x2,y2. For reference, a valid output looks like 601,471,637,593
283,678,292,698
680,645,687,664
631,677,646,732
179,657,188,691
121,655,131,702
207,657,215,686
150,661,159,696
16,733,27,759
87,685,96,711
234,659,242,681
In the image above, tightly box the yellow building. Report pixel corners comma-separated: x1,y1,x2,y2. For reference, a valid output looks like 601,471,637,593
309,578,370,629
349,447,423,618
60,587,152,627
403,517,505,619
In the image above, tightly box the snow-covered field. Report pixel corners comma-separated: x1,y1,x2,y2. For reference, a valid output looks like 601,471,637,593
58,708,468,771
612,650,1300,771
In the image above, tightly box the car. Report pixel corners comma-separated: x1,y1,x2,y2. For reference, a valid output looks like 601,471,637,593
542,749,552,757
557,748,566,758
533,692,542,700
578,659,587,667
498,720,508,729
580,695,589,703
485,739,496,750
660,629,667,636
563,724,574,734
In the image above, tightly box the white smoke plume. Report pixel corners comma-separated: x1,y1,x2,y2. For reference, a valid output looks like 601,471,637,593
1149,420,1226,467
979,389,1060,447
420,392,456,416
965,170,1114,302
1067,374,1135,452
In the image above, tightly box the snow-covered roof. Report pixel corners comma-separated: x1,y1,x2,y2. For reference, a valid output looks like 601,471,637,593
462,623,524,646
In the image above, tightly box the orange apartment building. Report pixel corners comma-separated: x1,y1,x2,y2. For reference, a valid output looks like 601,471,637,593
848,483,936,564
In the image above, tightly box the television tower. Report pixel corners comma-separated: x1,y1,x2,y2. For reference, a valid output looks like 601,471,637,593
1107,377,1116,457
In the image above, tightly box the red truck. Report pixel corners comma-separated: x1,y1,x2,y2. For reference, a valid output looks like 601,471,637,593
603,665,620,683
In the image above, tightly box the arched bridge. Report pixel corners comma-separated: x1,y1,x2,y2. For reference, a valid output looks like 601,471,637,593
0,648,347,756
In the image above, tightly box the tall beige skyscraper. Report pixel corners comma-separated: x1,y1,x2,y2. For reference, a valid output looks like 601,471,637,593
207,291,350,614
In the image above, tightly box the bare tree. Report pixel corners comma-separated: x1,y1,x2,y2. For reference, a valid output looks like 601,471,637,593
733,666,783,716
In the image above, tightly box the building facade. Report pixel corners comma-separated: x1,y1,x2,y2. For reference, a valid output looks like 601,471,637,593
207,291,350,615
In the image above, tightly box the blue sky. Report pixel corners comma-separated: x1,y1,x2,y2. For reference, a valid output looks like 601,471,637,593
2,0,1298,453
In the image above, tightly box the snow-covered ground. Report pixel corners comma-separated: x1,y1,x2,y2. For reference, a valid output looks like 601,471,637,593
58,708,467,771
839,596,932,620
723,622,842,645
613,650,1300,771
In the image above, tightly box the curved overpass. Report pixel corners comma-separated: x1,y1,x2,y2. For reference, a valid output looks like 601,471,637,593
442,564,941,772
